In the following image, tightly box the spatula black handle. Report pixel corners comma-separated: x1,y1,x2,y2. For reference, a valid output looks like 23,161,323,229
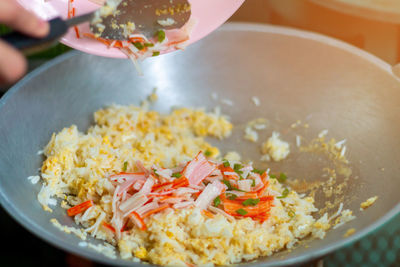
0,17,68,54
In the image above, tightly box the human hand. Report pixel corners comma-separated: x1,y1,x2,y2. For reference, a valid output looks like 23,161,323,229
0,0,49,85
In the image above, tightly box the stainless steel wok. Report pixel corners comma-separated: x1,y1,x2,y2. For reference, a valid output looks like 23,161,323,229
0,23,400,266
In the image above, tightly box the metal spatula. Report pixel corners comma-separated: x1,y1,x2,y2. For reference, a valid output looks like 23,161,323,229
0,0,191,54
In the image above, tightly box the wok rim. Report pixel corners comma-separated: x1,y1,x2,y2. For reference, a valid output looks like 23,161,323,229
0,22,399,266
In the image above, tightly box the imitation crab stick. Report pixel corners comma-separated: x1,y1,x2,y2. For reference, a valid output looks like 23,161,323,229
223,206,271,218
130,211,146,230
67,0,80,38
67,200,93,216
195,180,224,210
218,165,239,180
120,219,130,232
99,152,276,234
102,222,116,233
110,172,146,183
141,204,170,219
182,152,215,185
172,177,189,188
201,209,215,219
151,176,189,192
222,199,273,218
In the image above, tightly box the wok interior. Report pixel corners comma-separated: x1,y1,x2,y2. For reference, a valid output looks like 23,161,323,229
1,24,400,266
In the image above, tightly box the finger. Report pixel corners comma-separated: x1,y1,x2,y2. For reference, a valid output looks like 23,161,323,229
0,0,49,38
0,41,27,85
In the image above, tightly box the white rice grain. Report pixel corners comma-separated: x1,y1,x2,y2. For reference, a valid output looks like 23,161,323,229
27,175,40,184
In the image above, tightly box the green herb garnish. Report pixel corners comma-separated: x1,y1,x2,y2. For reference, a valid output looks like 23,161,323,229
152,51,160,57
253,168,265,175
222,180,233,190
172,172,182,178
226,193,237,200
204,150,212,157
269,174,277,178
278,173,287,183
144,42,154,47
133,42,144,50
223,161,230,167
251,179,256,187
233,163,243,171
242,198,260,206
153,168,159,177
156,30,166,43
233,163,244,179
122,161,128,172
277,188,290,199
213,196,221,207
236,208,248,215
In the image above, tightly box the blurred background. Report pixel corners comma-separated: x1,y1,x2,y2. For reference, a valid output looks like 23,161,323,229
1,0,400,266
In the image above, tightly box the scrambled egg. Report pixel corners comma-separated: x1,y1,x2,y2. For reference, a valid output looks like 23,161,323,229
261,131,290,162
360,196,378,210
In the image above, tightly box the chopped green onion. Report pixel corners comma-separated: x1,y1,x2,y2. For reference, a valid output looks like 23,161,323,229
278,173,287,183
236,208,248,215
204,150,212,157
233,163,243,171
242,198,260,206
213,196,221,207
226,193,237,200
144,42,154,47
288,210,295,218
233,164,243,173
122,161,128,172
222,180,233,190
152,51,160,57
233,163,244,179
251,179,256,187
269,174,277,178
156,30,166,43
153,168,159,177
172,172,182,178
253,168,265,175
133,42,144,50
277,188,290,199
223,161,230,167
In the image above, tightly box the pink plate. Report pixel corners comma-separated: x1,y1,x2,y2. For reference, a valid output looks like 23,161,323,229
17,0,244,58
